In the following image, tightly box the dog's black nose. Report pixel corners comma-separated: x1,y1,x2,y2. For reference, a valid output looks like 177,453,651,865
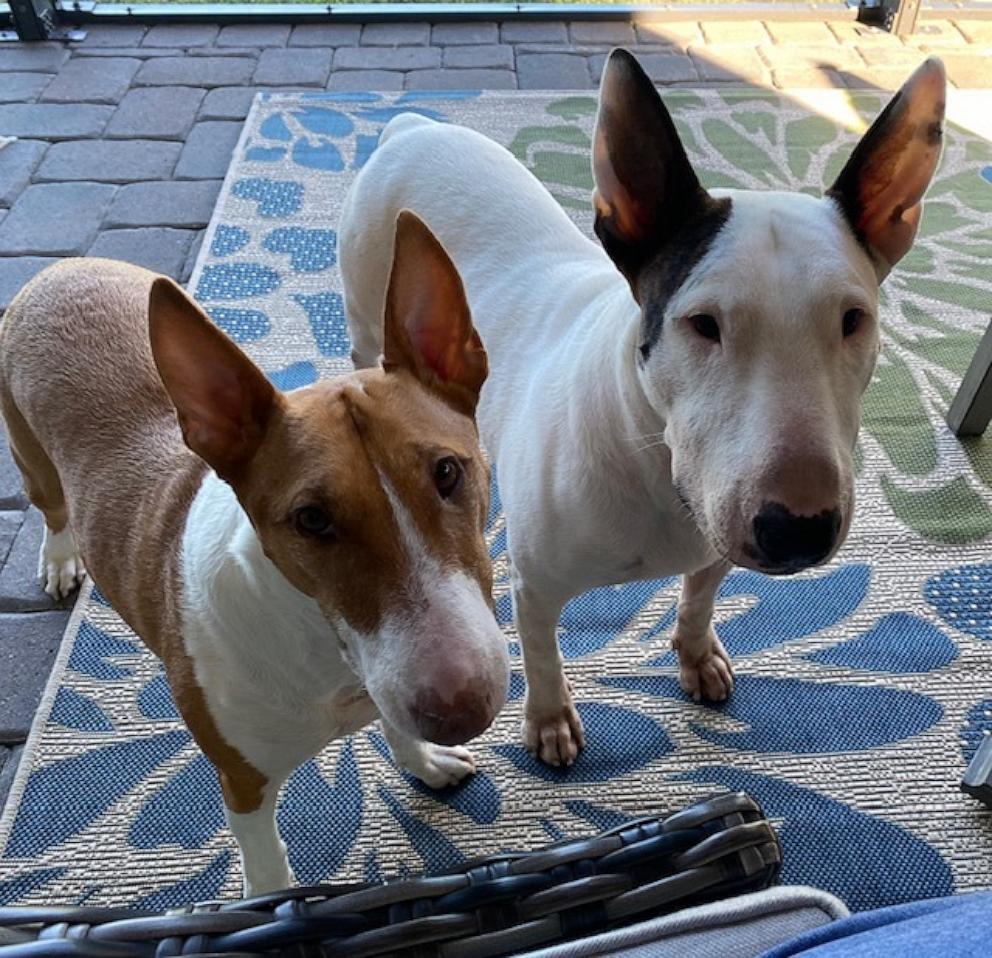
752,502,841,572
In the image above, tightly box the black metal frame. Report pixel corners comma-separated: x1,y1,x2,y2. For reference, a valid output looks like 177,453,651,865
4,0,87,39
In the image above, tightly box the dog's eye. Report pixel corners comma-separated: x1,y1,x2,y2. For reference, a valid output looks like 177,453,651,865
434,456,462,499
689,314,721,343
842,308,864,338
294,505,335,538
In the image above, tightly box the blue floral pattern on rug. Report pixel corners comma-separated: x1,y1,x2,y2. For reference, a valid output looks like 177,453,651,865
1,89,991,910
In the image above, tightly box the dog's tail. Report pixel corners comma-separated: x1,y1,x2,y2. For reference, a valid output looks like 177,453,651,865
341,113,440,370
379,112,435,147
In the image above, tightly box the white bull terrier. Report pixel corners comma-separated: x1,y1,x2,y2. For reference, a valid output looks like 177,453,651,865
340,50,946,766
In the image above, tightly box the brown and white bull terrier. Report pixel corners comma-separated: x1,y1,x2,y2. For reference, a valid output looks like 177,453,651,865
340,52,946,767
0,212,510,896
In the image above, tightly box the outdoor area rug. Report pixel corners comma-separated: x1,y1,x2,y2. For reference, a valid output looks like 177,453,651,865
1,88,991,913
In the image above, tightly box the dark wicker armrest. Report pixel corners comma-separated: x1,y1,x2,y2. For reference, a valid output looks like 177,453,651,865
0,790,780,957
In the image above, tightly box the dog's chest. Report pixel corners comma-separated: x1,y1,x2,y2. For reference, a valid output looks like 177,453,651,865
618,507,717,580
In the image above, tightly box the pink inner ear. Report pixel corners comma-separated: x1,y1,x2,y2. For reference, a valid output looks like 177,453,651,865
410,318,459,383
593,136,649,243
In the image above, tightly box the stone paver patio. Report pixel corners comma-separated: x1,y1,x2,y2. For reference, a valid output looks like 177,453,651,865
0,11,990,813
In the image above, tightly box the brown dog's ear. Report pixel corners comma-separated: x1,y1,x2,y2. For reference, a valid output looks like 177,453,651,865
148,277,279,481
382,210,488,416
593,48,720,289
827,58,946,278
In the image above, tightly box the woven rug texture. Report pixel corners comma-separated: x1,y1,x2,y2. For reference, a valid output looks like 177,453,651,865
0,88,991,912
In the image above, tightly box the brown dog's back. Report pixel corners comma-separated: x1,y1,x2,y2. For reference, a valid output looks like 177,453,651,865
0,258,205,652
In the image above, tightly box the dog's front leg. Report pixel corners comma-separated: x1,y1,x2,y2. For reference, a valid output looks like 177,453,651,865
382,719,477,788
222,775,293,897
513,574,584,766
672,560,734,702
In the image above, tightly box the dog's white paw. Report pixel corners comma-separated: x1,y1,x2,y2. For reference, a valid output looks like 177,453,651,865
676,630,734,702
38,526,86,601
409,743,477,789
523,687,585,767
242,851,293,898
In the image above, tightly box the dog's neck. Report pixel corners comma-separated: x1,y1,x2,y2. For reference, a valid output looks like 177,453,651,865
581,290,677,498
180,473,361,705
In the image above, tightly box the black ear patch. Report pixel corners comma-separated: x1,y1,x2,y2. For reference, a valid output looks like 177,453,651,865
593,50,715,288
636,196,732,361
592,48,732,360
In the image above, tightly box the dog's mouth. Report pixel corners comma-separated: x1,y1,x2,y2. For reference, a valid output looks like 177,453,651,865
673,482,737,566
739,548,832,577
674,482,848,576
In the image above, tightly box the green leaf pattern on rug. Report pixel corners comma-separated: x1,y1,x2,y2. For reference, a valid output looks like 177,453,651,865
881,476,992,545
516,92,992,546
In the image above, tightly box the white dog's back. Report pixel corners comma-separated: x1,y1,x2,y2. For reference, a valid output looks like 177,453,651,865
340,114,624,448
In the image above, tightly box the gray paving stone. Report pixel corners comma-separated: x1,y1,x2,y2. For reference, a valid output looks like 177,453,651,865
405,69,517,91
0,512,24,571
0,611,72,739
290,24,361,47
326,69,405,92
501,21,569,44
106,180,221,229
106,86,206,140
0,140,48,207
517,53,593,89
0,104,112,140
0,72,52,103
633,20,704,48
187,46,261,58
199,86,258,120
0,183,117,256
135,56,256,88
0,46,69,73
88,227,196,278
940,55,992,88
182,230,205,284
143,24,220,47
254,48,332,86
0,509,68,613
175,121,244,179
218,24,290,47
334,46,440,71
443,45,514,70
0,258,59,314
569,21,637,45
589,51,698,84
0,421,29,510
36,140,181,184
361,23,430,46
40,56,140,104
72,24,147,47
513,43,602,55
74,48,182,59
689,45,770,83
0,745,24,809
432,23,499,45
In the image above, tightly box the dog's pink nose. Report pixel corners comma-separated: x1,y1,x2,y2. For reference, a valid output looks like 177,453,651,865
413,686,498,746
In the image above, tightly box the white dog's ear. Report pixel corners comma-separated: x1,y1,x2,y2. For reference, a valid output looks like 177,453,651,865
828,58,946,278
592,49,726,292
383,210,488,416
